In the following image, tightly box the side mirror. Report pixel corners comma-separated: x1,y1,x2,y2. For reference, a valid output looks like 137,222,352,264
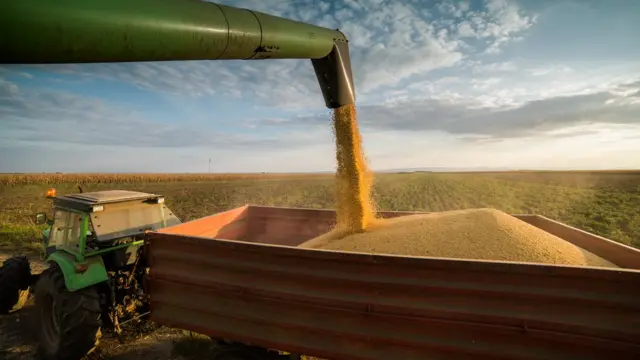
35,212,47,225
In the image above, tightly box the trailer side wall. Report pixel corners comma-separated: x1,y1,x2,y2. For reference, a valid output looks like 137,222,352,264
147,226,640,359
158,205,640,268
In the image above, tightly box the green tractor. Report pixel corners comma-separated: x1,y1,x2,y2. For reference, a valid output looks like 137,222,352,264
1,0,357,357
0,189,181,359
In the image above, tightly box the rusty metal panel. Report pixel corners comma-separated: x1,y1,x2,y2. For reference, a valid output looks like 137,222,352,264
147,232,640,359
247,205,422,220
247,206,436,246
159,206,640,267
157,206,640,268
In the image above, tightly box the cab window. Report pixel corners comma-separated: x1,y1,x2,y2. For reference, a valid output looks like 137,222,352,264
50,210,83,249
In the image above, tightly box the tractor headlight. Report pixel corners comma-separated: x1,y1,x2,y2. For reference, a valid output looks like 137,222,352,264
157,197,165,204
92,205,104,212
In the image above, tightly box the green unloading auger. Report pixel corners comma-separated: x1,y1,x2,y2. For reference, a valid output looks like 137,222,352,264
0,0,355,108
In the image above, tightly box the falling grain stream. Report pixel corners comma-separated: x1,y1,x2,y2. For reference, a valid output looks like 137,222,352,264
331,104,376,234
301,104,617,268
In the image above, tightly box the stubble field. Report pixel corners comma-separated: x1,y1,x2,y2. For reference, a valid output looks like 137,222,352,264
1,170,639,359
2,170,639,253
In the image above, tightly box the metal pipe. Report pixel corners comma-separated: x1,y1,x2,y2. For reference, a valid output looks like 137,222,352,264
0,0,346,63
0,0,356,107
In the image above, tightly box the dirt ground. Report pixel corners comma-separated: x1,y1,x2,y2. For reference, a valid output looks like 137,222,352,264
0,253,218,360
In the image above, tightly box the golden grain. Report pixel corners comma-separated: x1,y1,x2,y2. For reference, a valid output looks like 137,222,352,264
321,105,617,268
300,208,617,267
331,104,376,234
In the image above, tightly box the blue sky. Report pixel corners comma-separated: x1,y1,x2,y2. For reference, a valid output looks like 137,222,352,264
1,0,639,173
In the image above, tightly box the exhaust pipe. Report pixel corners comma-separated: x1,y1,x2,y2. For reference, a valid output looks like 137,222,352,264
0,0,355,108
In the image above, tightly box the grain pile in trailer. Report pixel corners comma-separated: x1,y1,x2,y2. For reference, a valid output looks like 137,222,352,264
300,208,618,268
320,64,614,268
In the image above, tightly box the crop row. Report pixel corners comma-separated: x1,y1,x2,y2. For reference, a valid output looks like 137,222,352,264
0,173,331,185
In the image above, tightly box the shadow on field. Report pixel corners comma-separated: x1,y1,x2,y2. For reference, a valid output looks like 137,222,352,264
0,299,39,360
0,298,218,360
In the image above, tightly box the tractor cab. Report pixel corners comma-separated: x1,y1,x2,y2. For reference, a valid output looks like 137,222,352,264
1,189,182,356
36,189,181,260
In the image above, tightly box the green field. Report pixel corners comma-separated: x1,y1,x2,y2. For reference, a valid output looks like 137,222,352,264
1,171,639,254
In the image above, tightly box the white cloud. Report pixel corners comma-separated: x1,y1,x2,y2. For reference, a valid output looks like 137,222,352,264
2,0,639,173
529,65,574,76
318,1,330,13
361,126,640,171
451,0,537,54
457,21,477,37
6,0,537,110
30,59,326,111
343,0,364,11
17,0,480,105
0,78,328,150
250,75,640,143
414,61,640,110
472,61,518,73
437,1,469,18
0,78,20,98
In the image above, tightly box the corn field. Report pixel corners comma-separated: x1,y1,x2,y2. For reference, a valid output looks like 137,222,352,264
0,173,332,185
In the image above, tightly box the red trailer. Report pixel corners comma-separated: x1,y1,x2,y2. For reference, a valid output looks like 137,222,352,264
146,205,640,360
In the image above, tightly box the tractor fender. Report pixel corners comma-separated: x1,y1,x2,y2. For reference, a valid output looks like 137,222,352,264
45,252,108,292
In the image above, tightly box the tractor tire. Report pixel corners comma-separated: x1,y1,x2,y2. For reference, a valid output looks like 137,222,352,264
0,256,32,314
35,264,102,360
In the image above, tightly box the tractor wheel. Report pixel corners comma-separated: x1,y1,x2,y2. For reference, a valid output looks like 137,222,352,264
35,264,102,360
0,256,32,314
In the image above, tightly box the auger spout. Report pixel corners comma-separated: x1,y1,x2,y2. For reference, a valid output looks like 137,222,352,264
0,0,355,108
